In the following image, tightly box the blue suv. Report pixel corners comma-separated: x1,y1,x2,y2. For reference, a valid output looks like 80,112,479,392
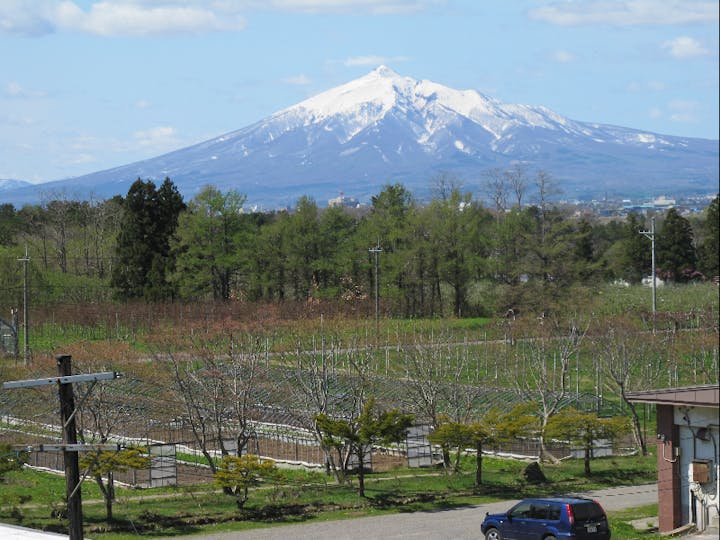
481,497,611,540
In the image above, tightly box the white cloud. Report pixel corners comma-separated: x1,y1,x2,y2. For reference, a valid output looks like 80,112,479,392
529,0,718,26
248,1,434,15
69,134,102,152
5,81,26,97
133,126,179,149
4,81,46,98
67,153,96,165
627,80,666,92
1,1,436,36
667,99,700,123
283,74,312,85
0,113,38,126
647,100,702,123
0,1,57,36
135,99,151,109
0,1,246,36
344,55,408,66
662,36,710,59
552,50,576,63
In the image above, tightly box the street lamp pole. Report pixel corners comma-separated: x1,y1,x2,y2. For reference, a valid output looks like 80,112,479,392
368,243,382,337
640,217,656,315
17,246,30,366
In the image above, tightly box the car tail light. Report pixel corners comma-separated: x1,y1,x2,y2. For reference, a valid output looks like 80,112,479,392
565,503,574,526
593,499,608,519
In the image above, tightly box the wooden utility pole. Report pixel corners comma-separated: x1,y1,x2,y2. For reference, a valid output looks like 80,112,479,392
57,354,83,540
3,359,122,540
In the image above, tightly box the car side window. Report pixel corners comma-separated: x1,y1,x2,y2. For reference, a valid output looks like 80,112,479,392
530,504,549,519
510,501,533,518
547,504,561,520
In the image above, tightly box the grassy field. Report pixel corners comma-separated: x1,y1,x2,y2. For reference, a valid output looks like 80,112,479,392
1,282,716,538
0,452,661,539
9,282,717,354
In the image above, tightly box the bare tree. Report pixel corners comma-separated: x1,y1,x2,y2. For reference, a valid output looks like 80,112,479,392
40,192,75,274
401,331,484,468
482,168,508,214
505,163,528,209
431,172,464,202
88,195,123,279
533,169,562,241
596,320,668,455
282,335,340,480
168,335,265,477
283,334,378,485
509,317,587,462
74,361,149,521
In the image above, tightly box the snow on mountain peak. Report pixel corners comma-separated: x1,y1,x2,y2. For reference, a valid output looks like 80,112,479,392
281,65,411,123
273,66,577,142
370,64,400,78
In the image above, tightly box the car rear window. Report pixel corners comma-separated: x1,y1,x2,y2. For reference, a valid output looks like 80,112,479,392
572,502,605,521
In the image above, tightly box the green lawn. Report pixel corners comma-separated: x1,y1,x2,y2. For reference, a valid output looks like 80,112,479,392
0,453,661,539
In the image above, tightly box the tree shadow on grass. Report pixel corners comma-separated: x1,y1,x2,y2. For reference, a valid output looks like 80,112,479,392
85,505,318,537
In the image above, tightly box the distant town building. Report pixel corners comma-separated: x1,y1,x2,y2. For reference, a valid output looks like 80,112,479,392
622,195,677,214
328,192,360,208
653,195,676,208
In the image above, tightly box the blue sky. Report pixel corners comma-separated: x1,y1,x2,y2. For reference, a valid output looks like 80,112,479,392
1,0,718,184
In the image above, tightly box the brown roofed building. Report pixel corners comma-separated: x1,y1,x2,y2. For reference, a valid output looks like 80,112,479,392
627,385,719,534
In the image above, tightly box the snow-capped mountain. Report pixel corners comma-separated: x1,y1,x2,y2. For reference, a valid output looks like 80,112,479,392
2,66,718,207
0,179,32,192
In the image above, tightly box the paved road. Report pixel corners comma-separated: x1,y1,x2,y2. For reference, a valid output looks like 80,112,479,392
166,483,657,540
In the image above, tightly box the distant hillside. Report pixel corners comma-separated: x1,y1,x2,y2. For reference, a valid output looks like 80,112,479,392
0,179,32,192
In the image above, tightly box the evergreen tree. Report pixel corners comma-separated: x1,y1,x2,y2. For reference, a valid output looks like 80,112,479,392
285,196,321,300
657,208,697,282
487,207,534,285
315,398,413,497
0,204,18,246
315,205,357,295
698,196,719,278
424,186,490,317
172,186,249,301
612,213,650,283
573,217,595,280
111,178,185,300
149,178,185,299
249,212,287,301
354,183,415,314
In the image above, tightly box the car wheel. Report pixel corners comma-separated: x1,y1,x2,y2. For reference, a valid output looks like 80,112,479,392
484,527,502,540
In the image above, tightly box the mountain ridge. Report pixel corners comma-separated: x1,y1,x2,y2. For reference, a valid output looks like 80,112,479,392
0,179,32,191
2,66,717,207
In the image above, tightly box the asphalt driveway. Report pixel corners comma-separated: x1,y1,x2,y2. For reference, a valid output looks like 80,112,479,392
167,483,658,540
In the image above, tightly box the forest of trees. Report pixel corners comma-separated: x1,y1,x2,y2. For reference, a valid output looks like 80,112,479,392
0,173,717,318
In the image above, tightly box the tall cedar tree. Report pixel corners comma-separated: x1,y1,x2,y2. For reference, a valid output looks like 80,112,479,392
620,212,651,283
111,178,185,300
699,196,719,277
656,208,697,282
0,204,19,246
